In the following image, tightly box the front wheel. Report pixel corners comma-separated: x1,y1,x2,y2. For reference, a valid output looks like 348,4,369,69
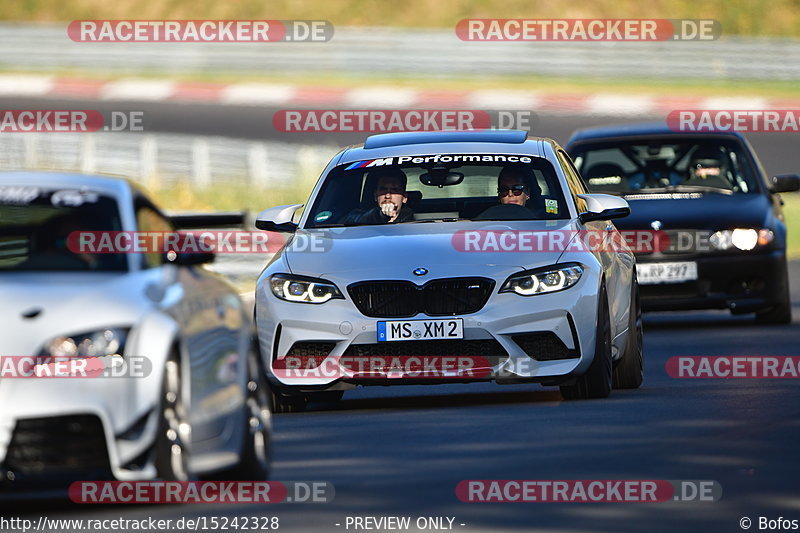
756,258,792,325
756,289,792,325
155,354,191,481
210,347,272,480
271,390,308,413
307,390,344,403
560,283,613,400
613,280,644,389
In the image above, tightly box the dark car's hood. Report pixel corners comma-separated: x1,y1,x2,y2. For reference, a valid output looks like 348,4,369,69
616,193,771,230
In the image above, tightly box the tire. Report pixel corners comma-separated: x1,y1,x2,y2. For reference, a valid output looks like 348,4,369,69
210,346,272,480
271,390,308,413
561,282,613,400
756,270,792,325
613,280,644,389
155,353,191,481
307,391,344,403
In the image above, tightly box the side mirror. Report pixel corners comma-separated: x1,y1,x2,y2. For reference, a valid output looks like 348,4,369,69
577,193,631,223
255,204,304,232
772,174,800,193
166,251,215,266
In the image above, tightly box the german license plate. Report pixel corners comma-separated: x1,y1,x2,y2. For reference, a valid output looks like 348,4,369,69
637,261,698,285
377,318,464,342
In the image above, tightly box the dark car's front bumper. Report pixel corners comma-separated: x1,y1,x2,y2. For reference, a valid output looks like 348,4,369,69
637,249,788,313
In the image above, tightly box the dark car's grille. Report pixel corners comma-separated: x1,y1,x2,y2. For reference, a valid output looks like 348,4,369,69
512,332,579,361
348,278,494,318
4,415,110,475
641,282,702,300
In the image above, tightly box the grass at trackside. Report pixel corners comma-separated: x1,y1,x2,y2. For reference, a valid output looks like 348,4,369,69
153,181,313,215
784,195,800,260
4,0,800,37
153,182,800,260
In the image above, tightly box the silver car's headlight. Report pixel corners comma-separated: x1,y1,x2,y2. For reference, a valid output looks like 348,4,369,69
270,273,344,304
39,328,129,358
710,228,774,251
500,264,584,296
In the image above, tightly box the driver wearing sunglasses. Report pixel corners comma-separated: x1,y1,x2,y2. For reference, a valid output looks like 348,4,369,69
497,167,535,206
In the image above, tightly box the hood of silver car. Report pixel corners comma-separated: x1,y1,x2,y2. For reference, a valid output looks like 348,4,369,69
283,220,577,281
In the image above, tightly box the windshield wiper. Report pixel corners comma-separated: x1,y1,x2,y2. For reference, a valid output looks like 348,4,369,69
625,185,732,195
404,218,470,223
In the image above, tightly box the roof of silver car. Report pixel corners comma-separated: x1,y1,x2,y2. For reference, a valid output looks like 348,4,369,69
338,130,557,165
0,171,137,197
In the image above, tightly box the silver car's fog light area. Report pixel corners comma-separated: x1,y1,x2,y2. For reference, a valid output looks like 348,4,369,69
270,273,344,304
500,264,583,296
40,327,129,358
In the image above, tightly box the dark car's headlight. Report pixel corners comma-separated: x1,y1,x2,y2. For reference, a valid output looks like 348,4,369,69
39,328,129,358
500,264,584,296
270,274,344,304
709,228,774,251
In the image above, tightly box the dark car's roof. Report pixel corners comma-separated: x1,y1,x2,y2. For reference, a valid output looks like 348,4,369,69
566,122,747,146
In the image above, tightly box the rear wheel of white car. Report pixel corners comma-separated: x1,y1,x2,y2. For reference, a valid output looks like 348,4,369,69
613,281,644,389
560,283,613,400
211,345,272,480
155,354,190,481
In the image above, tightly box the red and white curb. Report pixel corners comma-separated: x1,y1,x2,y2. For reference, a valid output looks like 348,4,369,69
0,75,797,117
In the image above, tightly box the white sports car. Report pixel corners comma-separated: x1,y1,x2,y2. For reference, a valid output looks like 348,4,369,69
0,172,271,496
254,130,644,412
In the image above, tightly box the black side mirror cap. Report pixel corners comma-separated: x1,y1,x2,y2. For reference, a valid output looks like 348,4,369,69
579,207,631,223
772,174,800,193
254,220,298,232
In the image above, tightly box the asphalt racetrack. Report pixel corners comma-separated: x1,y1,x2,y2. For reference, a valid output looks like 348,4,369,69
3,98,799,533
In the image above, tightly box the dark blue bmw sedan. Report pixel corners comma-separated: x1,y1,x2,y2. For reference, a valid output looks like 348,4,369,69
566,123,799,324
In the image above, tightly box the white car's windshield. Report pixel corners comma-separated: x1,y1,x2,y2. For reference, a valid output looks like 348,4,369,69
0,186,127,272
306,155,570,227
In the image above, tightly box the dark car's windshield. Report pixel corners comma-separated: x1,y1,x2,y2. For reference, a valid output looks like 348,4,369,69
568,139,761,195
306,155,570,228
0,186,127,272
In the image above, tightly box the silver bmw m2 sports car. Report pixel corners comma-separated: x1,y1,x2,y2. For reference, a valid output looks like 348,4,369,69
254,130,643,411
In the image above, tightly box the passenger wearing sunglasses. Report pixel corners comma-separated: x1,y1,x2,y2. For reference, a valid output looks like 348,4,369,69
476,167,543,220
498,171,531,206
